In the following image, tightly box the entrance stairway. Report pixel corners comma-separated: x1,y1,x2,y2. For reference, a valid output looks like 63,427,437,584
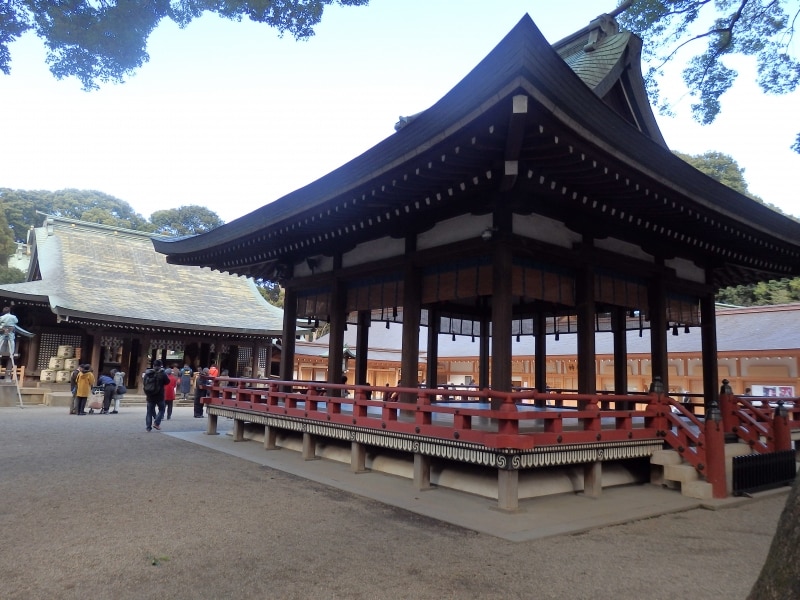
651,443,797,500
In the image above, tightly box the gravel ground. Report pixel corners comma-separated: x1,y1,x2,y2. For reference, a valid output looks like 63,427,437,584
0,405,785,600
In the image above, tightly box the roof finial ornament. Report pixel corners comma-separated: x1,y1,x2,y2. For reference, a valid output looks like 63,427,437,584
583,14,620,52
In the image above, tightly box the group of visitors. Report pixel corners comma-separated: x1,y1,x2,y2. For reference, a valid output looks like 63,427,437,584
142,361,221,430
66,356,221,430
70,365,127,415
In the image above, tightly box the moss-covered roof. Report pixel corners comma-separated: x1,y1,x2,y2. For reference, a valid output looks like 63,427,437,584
0,216,284,337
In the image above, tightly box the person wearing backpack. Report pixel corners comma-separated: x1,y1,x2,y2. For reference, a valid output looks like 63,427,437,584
142,359,169,432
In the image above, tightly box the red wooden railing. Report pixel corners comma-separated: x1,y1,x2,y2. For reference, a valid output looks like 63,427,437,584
201,379,797,500
203,378,671,450
721,393,799,453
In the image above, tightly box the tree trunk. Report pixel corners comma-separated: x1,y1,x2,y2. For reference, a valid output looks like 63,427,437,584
748,477,800,599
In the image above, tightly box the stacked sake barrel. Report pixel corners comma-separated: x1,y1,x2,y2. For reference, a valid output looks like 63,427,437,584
41,345,78,383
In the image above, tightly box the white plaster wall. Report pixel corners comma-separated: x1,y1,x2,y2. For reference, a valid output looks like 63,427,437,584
342,236,406,269
594,236,654,263
417,214,493,251
513,213,580,249
666,256,706,284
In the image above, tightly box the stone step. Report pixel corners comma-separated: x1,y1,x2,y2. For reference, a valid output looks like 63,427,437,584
663,463,700,485
650,449,683,466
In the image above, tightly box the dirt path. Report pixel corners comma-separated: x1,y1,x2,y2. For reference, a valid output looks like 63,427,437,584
0,406,784,599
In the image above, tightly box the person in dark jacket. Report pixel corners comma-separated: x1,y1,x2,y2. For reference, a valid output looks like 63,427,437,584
97,372,116,414
143,359,169,432
193,367,210,418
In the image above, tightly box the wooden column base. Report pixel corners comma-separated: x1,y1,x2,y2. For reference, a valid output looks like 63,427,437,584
205,413,219,435
497,469,519,511
413,453,431,490
263,425,278,450
302,432,318,460
351,441,367,473
583,461,602,498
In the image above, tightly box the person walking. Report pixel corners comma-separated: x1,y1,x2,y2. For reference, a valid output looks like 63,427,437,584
142,359,169,432
74,364,95,416
164,367,179,420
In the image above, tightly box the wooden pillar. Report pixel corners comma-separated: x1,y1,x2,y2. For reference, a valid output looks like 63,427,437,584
534,312,547,392
400,238,421,396
491,239,513,407
700,288,718,412
328,279,346,387
24,329,39,375
426,308,439,388
265,340,273,378
250,342,262,379
136,335,151,384
478,313,490,390
355,310,370,386
648,272,668,391
89,331,102,375
280,287,297,381
576,263,596,395
611,306,628,408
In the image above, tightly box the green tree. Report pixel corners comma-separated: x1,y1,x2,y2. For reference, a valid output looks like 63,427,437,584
1,0,369,90
615,0,800,152
0,188,151,239
150,205,224,236
0,197,17,257
256,280,284,308
673,150,752,195
0,265,26,284
0,199,25,284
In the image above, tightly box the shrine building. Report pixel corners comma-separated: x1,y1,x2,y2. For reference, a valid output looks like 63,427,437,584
152,14,800,507
0,215,284,392
155,13,800,402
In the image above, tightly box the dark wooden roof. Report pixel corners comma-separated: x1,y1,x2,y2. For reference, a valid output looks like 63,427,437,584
154,14,800,290
0,216,285,338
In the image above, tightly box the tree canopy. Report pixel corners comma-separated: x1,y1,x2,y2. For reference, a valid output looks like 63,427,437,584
150,205,224,236
0,187,224,240
670,151,800,306
0,0,368,90
673,150,753,196
0,188,152,240
615,0,800,152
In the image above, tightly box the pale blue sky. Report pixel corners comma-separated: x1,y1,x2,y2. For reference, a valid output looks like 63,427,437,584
1,0,799,223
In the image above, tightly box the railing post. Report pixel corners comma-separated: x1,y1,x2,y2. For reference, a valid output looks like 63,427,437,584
703,401,727,498
497,395,518,436
773,401,793,452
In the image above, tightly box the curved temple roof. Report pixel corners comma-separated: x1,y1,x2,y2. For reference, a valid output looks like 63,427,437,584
0,216,284,337
154,14,800,290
